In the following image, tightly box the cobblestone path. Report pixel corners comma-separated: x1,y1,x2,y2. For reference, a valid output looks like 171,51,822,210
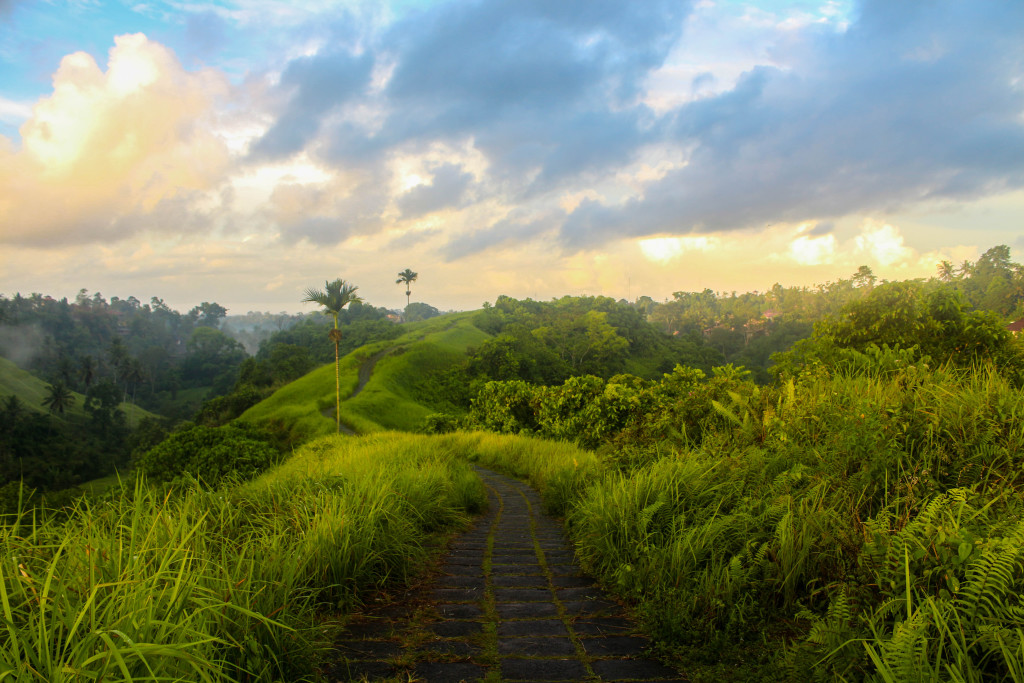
323,468,687,682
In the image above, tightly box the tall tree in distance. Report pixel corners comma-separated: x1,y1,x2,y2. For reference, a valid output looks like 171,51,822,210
396,269,418,308
302,279,362,433
42,381,75,416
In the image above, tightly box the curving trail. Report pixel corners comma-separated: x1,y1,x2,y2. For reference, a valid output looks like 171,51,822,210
325,347,398,434
349,347,397,399
323,468,688,682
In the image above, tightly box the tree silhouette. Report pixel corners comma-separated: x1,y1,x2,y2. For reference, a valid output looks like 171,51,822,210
302,279,362,433
79,355,97,388
42,381,75,416
396,269,418,308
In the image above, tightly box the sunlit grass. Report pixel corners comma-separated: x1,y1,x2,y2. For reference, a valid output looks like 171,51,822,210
0,432,486,681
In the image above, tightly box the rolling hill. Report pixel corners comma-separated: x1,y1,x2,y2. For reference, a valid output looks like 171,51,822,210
0,355,156,423
237,312,489,439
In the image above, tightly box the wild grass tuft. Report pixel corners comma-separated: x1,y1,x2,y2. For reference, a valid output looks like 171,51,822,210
0,432,486,681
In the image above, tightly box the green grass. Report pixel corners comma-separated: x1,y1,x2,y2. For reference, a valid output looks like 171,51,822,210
0,431,486,681
239,312,489,438
0,356,156,424
342,316,489,431
454,359,1024,682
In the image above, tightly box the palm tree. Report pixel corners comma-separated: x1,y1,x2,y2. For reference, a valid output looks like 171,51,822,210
42,381,75,416
937,260,956,283
396,269,418,308
79,355,97,388
302,279,362,433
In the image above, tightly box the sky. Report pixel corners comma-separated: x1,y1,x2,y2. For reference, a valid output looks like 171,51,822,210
1,0,1022,315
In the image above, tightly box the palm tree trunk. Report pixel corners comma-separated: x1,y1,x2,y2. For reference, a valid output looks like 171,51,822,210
334,339,340,433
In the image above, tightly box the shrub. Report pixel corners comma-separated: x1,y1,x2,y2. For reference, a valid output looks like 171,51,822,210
133,423,279,486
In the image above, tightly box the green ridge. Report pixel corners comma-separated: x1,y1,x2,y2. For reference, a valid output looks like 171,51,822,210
238,312,489,437
0,355,156,424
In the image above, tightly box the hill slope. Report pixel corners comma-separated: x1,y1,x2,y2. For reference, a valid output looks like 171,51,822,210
0,356,156,423
238,313,489,439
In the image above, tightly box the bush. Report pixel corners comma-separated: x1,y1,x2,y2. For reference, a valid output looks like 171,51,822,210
420,412,462,434
133,423,279,486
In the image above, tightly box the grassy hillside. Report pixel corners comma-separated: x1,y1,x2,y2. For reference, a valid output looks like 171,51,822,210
238,312,488,438
0,355,156,424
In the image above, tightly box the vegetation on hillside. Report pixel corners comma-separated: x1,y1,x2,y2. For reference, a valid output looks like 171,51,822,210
3,246,1023,680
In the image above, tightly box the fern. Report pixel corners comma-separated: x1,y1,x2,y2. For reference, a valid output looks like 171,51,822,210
956,522,1024,622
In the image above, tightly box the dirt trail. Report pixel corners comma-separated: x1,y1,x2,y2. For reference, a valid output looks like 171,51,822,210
323,468,688,682
323,347,399,434
350,347,397,399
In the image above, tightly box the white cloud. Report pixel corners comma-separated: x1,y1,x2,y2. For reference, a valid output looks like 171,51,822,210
0,33,233,245
854,220,914,266
0,96,32,126
789,232,837,265
638,235,717,264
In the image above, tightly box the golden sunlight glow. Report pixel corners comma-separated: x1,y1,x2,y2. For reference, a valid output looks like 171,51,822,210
788,233,837,265
2,33,230,243
854,220,913,266
638,235,716,264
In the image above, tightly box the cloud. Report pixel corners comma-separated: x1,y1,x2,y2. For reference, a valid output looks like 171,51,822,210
441,214,551,262
185,11,229,59
789,233,838,266
249,46,374,160
854,220,913,266
0,33,231,246
558,0,1024,248
0,96,32,126
396,163,474,218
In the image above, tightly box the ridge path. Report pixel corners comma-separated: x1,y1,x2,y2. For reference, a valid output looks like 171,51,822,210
323,468,688,682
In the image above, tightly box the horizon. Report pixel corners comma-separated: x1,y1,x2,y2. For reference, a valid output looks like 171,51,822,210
2,1,1022,314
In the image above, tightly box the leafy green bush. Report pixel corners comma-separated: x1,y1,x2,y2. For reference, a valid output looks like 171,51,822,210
133,423,279,486
420,412,462,434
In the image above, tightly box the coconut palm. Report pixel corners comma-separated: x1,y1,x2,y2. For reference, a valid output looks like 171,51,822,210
396,269,418,308
302,279,362,433
42,381,75,416
937,260,956,283
79,355,97,388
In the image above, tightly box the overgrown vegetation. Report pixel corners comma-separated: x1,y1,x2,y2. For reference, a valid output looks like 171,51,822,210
3,247,1023,681
0,432,485,680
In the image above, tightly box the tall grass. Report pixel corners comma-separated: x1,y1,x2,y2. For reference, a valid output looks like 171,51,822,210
433,431,600,515
466,359,1024,681
0,432,485,681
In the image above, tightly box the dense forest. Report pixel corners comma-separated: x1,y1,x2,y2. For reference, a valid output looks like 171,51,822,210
0,290,400,500
3,245,1022,500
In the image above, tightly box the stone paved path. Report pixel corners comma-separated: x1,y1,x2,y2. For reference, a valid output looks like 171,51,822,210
322,468,687,682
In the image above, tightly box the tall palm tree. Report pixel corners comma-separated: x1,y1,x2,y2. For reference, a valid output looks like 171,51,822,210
42,381,75,416
302,279,362,433
937,260,956,283
79,355,97,388
396,269,418,308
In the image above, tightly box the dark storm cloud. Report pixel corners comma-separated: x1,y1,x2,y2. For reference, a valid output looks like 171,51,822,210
560,0,1024,247
397,163,474,218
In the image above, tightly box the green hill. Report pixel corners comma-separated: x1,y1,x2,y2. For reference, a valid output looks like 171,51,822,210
238,312,489,440
0,356,156,423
